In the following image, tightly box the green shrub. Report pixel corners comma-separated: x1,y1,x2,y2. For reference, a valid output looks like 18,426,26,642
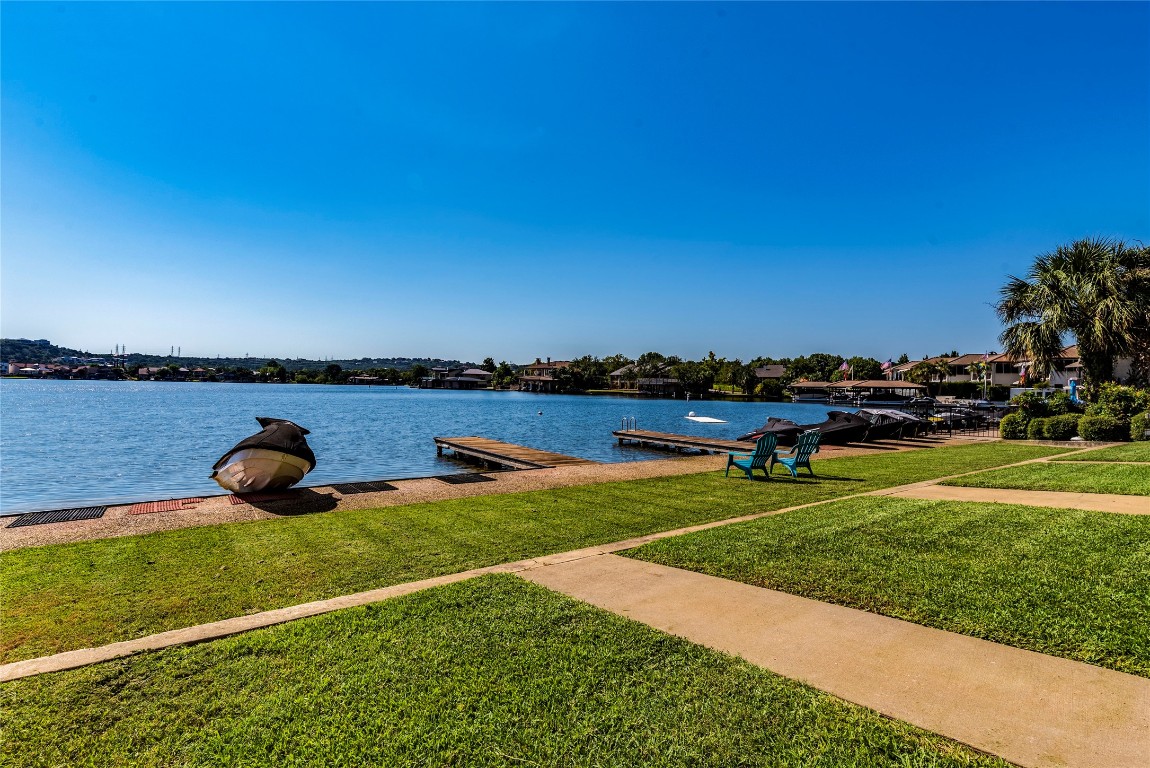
1131,412,1150,442
1027,418,1048,440
1044,414,1080,441
999,412,1029,440
1011,390,1049,418
1078,415,1128,442
1046,391,1075,415
1086,383,1150,420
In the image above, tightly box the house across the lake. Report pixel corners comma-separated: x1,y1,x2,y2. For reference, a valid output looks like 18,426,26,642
416,367,494,389
519,358,569,393
606,363,679,395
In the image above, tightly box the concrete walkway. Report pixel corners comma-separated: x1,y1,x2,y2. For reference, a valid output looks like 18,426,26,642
884,484,1150,515
520,554,1150,768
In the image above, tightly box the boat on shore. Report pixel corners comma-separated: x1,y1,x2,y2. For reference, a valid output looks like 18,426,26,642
856,408,930,440
737,410,872,446
211,417,317,493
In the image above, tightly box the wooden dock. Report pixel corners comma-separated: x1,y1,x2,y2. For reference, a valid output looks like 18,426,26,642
434,436,598,470
613,430,755,454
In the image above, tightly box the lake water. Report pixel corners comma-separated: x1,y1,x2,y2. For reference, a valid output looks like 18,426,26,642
0,380,843,514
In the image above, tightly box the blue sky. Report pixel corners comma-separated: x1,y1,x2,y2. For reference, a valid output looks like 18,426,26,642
3,2,1147,364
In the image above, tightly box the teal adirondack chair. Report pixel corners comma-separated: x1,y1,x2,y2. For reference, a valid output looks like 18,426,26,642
725,433,778,480
770,429,821,478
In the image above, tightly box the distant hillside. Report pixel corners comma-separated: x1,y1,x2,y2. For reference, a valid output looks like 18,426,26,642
1,338,82,363
1,338,468,372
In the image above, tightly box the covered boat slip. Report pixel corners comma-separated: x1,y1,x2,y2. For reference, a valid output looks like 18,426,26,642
787,380,928,404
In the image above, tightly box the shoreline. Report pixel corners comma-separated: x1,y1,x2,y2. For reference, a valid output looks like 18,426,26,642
0,436,975,553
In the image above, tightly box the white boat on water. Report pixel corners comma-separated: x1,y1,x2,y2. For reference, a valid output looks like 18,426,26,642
685,411,727,423
211,417,317,493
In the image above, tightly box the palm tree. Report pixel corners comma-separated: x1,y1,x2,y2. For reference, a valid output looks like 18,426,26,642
904,360,949,396
997,238,1150,389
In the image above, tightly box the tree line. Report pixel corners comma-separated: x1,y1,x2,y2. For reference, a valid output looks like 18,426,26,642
538,351,914,397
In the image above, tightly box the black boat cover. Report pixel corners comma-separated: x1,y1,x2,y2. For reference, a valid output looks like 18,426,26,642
212,417,317,472
737,417,804,444
811,411,872,444
739,411,872,445
857,408,931,438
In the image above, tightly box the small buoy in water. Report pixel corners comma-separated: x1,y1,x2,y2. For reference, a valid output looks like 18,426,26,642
537,411,543,415
688,411,696,417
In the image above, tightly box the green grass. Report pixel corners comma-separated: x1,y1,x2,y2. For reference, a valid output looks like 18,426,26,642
0,575,1009,768
627,497,1150,676
941,463,1150,495
0,442,1068,663
1051,442,1150,462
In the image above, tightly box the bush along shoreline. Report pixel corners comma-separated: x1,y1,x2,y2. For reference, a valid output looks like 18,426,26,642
1000,383,1149,442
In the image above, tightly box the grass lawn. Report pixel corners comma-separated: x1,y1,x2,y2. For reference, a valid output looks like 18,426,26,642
626,497,1150,677
1,575,1009,768
1051,442,1150,463
940,463,1150,495
1,442,1068,663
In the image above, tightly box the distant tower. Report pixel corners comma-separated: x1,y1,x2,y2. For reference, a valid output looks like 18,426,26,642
178,346,181,357
170,346,174,356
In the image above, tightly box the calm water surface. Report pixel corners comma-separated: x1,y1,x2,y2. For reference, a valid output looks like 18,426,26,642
0,380,842,514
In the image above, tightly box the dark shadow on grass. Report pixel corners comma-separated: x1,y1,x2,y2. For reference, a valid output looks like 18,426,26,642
774,474,866,483
251,489,339,516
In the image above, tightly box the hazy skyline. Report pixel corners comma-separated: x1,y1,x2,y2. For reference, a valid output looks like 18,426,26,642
3,2,1147,363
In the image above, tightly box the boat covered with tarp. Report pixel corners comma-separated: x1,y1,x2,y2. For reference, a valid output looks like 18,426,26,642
738,410,872,446
211,417,317,493
856,408,930,440
809,410,873,444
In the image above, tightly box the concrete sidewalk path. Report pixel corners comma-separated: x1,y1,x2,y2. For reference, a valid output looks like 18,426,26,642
520,554,1150,768
884,485,1149,515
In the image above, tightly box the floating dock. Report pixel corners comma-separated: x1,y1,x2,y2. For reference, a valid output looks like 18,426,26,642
613,429,755,454
434,436,598,470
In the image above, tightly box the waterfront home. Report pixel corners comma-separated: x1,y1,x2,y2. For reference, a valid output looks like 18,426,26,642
607,364,634,389
607,363,679,395
443,368,494,390
997,345,1133,387
135,366,191,381
417,367,493,390
754,364,786,384
888,346,1135,389
519,358,569,393
5,362,73,378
